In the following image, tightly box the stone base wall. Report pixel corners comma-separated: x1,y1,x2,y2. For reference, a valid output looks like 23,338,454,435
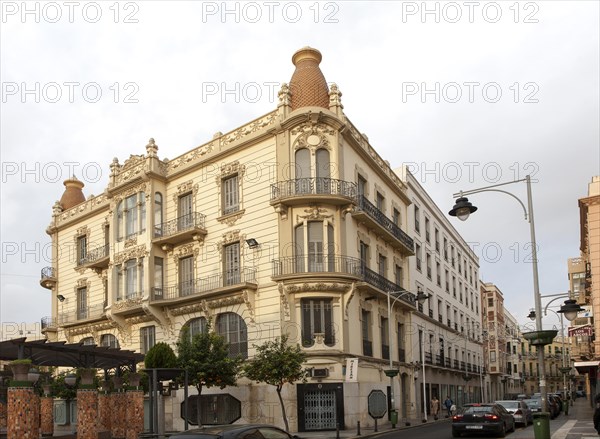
125,390,144,439
0,400,7,429
110,391,127,439
77,389,98,439
40,396,54,437
98,393,111,432
7,386,39,439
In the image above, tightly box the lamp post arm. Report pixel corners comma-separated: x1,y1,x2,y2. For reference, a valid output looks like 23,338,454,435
542,295,570,315
453,188,529,221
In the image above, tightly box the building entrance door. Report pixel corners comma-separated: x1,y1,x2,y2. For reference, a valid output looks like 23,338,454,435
297,383,344,432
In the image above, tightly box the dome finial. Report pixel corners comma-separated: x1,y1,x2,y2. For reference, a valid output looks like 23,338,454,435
289,47,329,111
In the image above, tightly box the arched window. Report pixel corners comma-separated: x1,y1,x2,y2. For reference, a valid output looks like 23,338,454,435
183,317,207,342
81,337,95,346
216,312,247,359
315,149,330,194
100,334,119,348
116,201,124,241
116,193,146,241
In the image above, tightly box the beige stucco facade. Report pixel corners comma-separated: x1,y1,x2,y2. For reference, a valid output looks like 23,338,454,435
40,47,429,432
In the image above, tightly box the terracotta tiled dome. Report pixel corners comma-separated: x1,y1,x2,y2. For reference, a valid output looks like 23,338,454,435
289,47,330,111
59,177,85,210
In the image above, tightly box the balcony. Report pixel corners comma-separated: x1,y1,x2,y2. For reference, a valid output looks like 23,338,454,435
425,352,433,364
351,196,414,255
151,268,258,304
436,355,443,366
447,319,451,327
460,361,466,371
270,178,356,207
438,314,443,323
428,309,433,318
80,243,109,271
445,358,451,368
272,255,362,280
453,359,459,369
59,303,106,327
360,266,416,305
40,266,57,289
153,212,207,247
40,316,57,332
112,291,145,316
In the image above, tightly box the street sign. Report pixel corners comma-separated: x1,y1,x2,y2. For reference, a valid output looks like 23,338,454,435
368,390,387,419
568,325,593,336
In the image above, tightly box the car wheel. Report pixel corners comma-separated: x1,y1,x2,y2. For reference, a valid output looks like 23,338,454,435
498,423,506,438
452,430,461,438
509,420,515,432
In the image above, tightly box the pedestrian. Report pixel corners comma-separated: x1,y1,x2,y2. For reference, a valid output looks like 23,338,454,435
431,396,440,420
444,395,454,417
593,394,600,435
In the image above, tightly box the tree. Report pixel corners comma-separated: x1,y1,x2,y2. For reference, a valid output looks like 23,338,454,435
144,342,178,369
176,323,241,425
243,335,309,432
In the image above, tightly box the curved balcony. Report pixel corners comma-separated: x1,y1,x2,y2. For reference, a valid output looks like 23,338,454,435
272,255,363,280
352,195,414,255
153,212,207,247
41,316,57,333
270,178,357,207
40,266,57,289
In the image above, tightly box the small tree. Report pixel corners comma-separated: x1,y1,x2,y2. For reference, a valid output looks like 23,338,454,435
243,335,309,432
145,342,178,369
176,323,241,425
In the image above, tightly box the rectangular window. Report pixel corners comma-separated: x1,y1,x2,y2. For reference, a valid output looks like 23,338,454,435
301,299,334,346
116,265,123,301
179,256,194,296
414,205,420,233
140,326,155,354
224,242,241,286
125,259,137,299
77,287,87,320
435,229,440,253
360,241,369,269
153,257,164,299
357,175,367,197
398,323,405,362
376,192,384,212
443,238,448,261
426,253,432,279
362,309,372,356
178,192,193,230
445,269,450,292
425,217,430,243
395,264,403,289
378,254,386,277
77,235,87,266
392,208,400,226
436,262,441,286
381,317,389,360
415,244,422,271
222,174,239,215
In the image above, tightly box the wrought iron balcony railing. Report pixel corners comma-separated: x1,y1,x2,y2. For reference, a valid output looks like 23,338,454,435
356,195,414,253
272,255,362,278
270,178,357,201
58,303,105,325
152,267,257,301
154,212,206,238
41,316,56,330
80,243,109,265
41,266,55,280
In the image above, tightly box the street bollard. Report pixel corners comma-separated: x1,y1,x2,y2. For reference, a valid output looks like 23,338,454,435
336,423,340,439
356,421,361,436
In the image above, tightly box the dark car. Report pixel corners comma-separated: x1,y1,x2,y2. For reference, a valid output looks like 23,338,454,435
452,403,515,437
496,400,533,427
546,396,560,419
550,394,563,412
169,424,299,439
523,398,541,414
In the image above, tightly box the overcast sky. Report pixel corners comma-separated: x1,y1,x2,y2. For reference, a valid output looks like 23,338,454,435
1,1,598,338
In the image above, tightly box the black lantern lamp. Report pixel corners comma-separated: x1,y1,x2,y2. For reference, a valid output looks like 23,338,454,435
448,197,478,221
557,299,585,322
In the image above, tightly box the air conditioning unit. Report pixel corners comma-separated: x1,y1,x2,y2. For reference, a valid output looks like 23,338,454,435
312,368,329,378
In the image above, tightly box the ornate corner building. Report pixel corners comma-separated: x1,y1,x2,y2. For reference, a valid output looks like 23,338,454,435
39,47,482,432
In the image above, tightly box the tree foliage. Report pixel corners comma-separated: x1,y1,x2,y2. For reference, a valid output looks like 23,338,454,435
243,335,309,431
144,342,178,369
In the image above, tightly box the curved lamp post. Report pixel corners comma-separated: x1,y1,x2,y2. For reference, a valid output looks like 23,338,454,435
448,175,552,415
386,289,430,426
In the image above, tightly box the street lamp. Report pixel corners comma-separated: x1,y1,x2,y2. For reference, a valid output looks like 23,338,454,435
529,297,583,414
448,176,551,416
386,289,430,426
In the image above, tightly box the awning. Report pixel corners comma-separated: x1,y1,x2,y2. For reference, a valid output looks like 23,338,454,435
573,361,600,373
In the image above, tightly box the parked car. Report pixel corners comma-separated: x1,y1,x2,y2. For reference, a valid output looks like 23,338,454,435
523,398,542,414
496,400,533,427
452,403,515,437
576,390,586,398
169,424,300,439
550,394,563,412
